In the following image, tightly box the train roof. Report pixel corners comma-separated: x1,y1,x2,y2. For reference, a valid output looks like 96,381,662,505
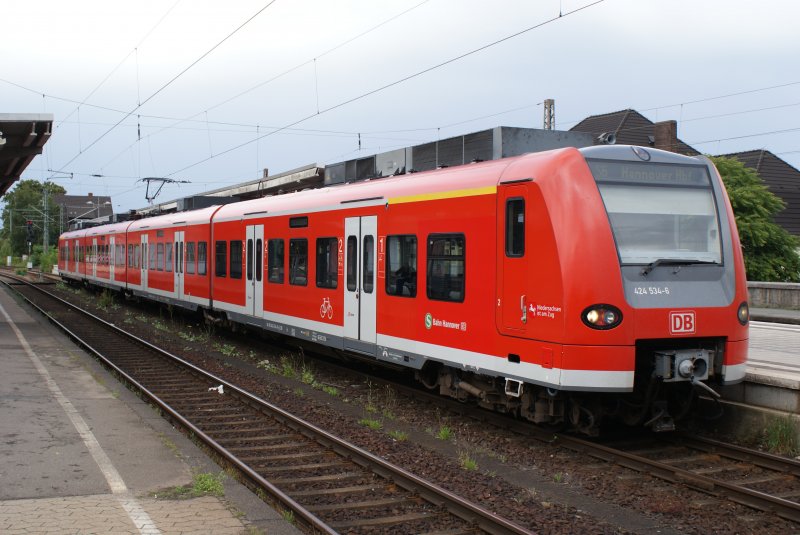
211,150,550,222
127,204,223,231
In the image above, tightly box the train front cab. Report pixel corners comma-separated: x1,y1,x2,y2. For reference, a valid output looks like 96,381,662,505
491,146,749,434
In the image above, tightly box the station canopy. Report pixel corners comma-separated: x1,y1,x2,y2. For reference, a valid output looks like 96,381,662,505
0,113,53,197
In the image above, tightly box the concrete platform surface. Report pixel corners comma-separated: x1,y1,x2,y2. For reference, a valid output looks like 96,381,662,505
0,285,301,535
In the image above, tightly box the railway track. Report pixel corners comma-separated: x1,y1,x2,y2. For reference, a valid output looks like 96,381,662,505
299,335,800,524
0,273,531,535
8,270,800,526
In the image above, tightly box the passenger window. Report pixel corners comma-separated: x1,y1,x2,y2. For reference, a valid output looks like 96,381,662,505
198,242,207,276
386,235,417,297
363,236,374,294
186,242,196,274
157,243,165,271
289,239,308,286
255,239,263,282
165,243,173,273
505,198,525,257
247,239,253,281
427,234,465,302
316,237,338,289
215,241,227,278
230,240,243,279
268,239,284,283
346,236,357,291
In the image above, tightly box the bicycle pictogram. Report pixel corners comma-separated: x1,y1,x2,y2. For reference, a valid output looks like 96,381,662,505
320,297,333,319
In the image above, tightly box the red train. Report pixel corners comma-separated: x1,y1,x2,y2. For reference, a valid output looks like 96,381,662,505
58,145,749,434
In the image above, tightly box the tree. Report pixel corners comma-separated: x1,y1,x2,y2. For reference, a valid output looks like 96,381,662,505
711,156,800,282
0,180,67,257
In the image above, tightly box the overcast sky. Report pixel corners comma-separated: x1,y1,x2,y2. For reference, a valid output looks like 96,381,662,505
2,0,798,214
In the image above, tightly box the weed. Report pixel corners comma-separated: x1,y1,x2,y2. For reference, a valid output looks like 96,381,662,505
98,289,115,309
282,510,295,524
111,390,120,399
191,472,225,497
365,381,378,413
280,355,298,379
436,426,453,441
152,319,169,332
459,451,478,471
553,472,564,483
359,418,383,430
256,359,277,373
151,472,224,499
388,430,408,441
294,387,305,397
214,343,237,358
321,385,340,397
300,363,315,385
763,415,798,455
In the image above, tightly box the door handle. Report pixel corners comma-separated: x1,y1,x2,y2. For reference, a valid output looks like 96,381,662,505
520,295,527,324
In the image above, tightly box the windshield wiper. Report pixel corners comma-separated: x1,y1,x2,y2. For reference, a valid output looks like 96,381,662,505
640,258,718,276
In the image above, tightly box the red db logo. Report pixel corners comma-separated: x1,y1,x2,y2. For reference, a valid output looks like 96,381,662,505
670,311,695,334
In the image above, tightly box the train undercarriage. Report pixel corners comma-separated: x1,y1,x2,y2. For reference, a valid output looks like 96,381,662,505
414,340,725,436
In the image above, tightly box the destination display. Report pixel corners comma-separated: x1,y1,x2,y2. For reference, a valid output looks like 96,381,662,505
588,160,711,187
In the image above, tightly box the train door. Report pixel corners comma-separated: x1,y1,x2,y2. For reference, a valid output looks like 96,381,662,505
140,234,148,288
174,231,185,299
344,216,377,349
245,224,264,317
498,184,529,335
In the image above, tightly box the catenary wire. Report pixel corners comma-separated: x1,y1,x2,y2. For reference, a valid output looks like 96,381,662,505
165,0,608,177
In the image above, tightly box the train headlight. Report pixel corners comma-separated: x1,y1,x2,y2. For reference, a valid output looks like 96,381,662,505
582,304,623,330
737,301,749,325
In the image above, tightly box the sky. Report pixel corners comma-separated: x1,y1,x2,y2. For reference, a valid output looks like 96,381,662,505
2,0,798,215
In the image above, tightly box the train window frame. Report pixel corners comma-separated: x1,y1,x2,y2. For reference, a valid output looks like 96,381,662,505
289,238,308,286
385,235,417,298
186,242,196,274
267,239,285,284
230,240,243,279
505,198,525,257
215,240,227,278
197,241,207,276
316,237,338,289
426,233,466,303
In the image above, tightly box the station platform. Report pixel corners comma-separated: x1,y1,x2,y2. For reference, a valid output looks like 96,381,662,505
706,307,800,440
0,285,301,535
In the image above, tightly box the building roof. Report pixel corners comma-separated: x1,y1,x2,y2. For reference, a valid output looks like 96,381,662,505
53,194,114,220
719,149,800,236
0,113,53,196
569,109,699,155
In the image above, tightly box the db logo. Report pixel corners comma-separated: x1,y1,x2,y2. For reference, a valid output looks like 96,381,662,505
670,311,696,334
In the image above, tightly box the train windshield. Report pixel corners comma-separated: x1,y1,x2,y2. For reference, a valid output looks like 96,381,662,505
588,160,722,265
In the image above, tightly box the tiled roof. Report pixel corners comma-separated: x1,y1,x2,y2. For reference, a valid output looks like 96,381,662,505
569,109,699,155
719,150,800,236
